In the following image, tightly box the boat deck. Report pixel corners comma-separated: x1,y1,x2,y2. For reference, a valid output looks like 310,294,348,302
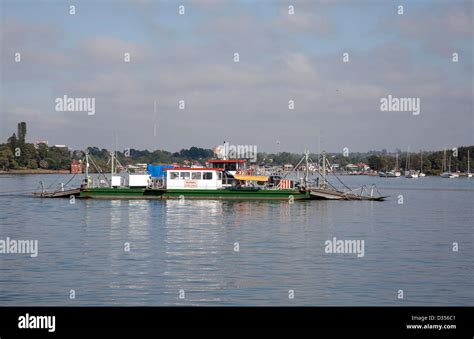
33,188,81,198
309,188,387,201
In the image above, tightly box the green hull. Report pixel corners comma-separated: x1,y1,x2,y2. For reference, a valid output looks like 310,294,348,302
80,187,150,199
80,187,310,200
161,189,309,200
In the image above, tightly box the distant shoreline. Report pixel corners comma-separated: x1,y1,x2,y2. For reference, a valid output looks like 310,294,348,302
0,169,73,175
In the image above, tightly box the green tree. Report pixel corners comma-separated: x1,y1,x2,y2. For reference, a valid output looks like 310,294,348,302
28,159,38,169
37,143,49,160
47,146,71,170
18,143,37,168
367,155,385,171
0,145,17,170
7,133,18,153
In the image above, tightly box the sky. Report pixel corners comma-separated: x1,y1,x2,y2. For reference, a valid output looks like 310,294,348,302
0,0,473,153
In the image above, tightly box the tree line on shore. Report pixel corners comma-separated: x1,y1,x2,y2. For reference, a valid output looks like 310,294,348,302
0,122,472,175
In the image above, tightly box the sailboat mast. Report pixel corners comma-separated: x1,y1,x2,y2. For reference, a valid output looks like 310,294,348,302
420,151,422,172
443,149,447,172
322,151,326,185
304,151,309,188
110,151,115,187
468,150,470,174
405,147,410,171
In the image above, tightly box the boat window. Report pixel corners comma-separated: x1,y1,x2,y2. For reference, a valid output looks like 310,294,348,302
192,172,202,180
169,172,179,179
203,172,213,180
180,172,191,180
217,172,222,179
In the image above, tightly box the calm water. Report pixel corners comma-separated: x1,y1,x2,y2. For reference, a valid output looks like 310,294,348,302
0,174,472,306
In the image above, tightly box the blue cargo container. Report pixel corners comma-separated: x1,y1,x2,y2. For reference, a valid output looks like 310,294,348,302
147,164,173,178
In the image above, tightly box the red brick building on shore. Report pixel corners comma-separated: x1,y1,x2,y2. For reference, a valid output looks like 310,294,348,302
70,160,83,174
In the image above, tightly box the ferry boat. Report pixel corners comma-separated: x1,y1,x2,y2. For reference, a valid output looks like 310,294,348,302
35,149,386,201
79,156,311,200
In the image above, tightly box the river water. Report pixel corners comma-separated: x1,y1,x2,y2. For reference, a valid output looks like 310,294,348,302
0,174,472,306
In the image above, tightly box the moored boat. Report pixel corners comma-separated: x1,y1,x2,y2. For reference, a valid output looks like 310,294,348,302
378,153,401,178
440,149,459,178
419,151,426,177
404,148,418,178
387,170,401,177
440,172,459,178
405,171,419,178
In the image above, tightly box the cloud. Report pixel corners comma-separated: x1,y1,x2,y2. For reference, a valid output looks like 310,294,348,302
0,1,472,152
0,17,60,49
275,7,333,35
188,0,230,7
78,37,153,63
384,3,473,58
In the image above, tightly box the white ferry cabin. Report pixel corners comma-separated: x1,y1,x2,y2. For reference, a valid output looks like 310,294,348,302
164,167,224,190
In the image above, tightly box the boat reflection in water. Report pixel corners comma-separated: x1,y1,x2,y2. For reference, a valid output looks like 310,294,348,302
163,199,226,304
161,199,326,305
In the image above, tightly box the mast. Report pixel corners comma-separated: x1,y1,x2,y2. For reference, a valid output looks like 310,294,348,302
322,151,326,185
110,151,115,187
420,151,423,173
317,130,321,170
443,149,447,172
468,150,471,174
304,150,309,188
85,150,89,187
405,147,410,172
